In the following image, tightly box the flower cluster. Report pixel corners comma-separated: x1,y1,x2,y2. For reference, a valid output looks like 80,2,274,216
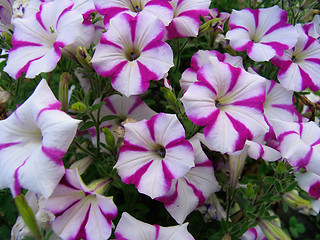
0,0,320,239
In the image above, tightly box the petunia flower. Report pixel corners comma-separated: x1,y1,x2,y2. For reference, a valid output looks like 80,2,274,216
46,167,117,240
181,57,269,154
156,134,220,224
3,0,83,79
89,94,156,147
272,119,320,176
95,0,173,27
91,12,174,97
165,0,210,39
226,5,298,62
114,113,194,199
180,50,244,91
241,225,266,240
271,24,320,92
114,212,195,240
0,79,80,198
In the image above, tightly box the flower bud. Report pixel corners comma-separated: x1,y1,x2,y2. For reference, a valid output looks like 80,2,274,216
70,102,86,112
59,72,72,112
258,218,291,240
102,127,116,147
283,190,312,215
76,46,93,70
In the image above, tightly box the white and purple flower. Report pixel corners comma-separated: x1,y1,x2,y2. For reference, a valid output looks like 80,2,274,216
91,12,173,97
114,113,194,199
156,134,220,224
181,57,269,154
271,24,320,92
226,5,298,62
0,79,80,198
4,0,84,79
46,168,117,240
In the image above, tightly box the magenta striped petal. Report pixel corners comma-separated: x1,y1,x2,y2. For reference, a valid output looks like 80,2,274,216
115,212,195,240
296,172,320,200
0,79,80,198
181,57,268,154
226,5,298,62
115,113,194,199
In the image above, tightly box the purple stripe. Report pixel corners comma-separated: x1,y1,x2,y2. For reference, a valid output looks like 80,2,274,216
303,37,316,51
155,225,160,239
127,14,137,42
196,73,218,95
127,97,143,115
185,179,206,207
261,41,289,56
143,36,165,52
100,35,122,49
311,138,320,147
203,110,220,136
114,233,129,240
120,142,148,152
259,144,264,159
265,22,290,36
309,181,320,199
54,199,81,216
165,137,190,149
104,98,117,114
296,148,312,169
299,65,318,91
267,80,277,94
277,130,296,143
137,60,157,91
227,64,241,93
162,161,175,192
109,61,127,81
36,4,47,31
156,181,178,206
124,161,153,185
271,104,295,114
146,0,172,9
10,40,42,52
248,8,259,28
226,112,252,150
298,122,303,137
36,101,62,121
73,204,90,240
16,56,43,79
0,142,21,150
195,160,213,167
41,146,65,166
53,41,65,54
98,206,117,224
305,58,320,65
166,20,184,39
56,5,73,29
97,6,126,19
244,41,254,55
59,174,78,190
147,115,156,141
231,96,265,111
13,157,28,196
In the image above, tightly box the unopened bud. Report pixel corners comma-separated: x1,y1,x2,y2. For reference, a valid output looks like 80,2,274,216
76,46,93,70
59,72,72,112
70,156,93,175
70,102,86,112
258,218,291,240
102,127,116,147
283,190,312,215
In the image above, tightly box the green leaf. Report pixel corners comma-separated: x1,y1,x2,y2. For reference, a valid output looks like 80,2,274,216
90,102,104,112
284,181,298,193
275,179,282,193
79,121,95,131
100,115,118,123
